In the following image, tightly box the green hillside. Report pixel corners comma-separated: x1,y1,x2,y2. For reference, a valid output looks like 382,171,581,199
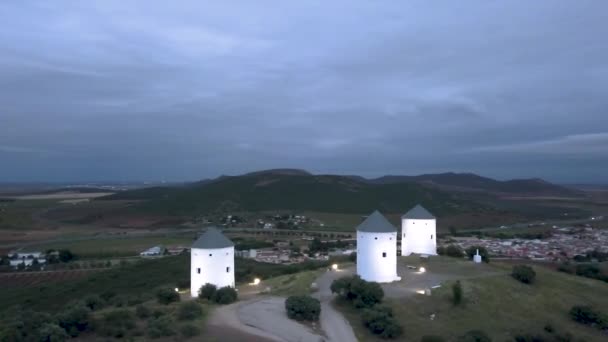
103,172,485,216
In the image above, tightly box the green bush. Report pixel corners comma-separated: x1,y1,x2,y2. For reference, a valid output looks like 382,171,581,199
57,304,91,337
512,265,536,284
452,280,463,306
83,295,106,311
156,287,180,305
421,335,446,342
569,305,606,329
199,283,217,300
177,302,204,321
436,246,446,256
456,330,492,342
331,275,384,308
213,286,238,304
361,306,403,339
37,323,70,342
180,323,201,337
465,246,490,263
147,316,176,338
99,309,135,338
135,304,151,318
349,252,357,263
446,245,464,258
285,295,321,321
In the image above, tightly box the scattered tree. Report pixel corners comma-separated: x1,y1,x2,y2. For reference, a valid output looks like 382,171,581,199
569,305,606,329
213,286,238,304
512,265,536,284
38,323,70,342
58,250,75,263
331,275,384,308
199,283,217,300
361,305,404,339
180,324,201,338
156,287,180,305
147,316,176,338
285,295,321,321
456,330,492,342
445,245,464,258
99,309,135,338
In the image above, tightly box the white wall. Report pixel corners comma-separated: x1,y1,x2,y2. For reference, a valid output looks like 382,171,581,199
401,219,437,256
356,231,399,283
190,246,235,297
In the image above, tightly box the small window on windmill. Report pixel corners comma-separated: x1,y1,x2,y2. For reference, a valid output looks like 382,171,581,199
375,237,378,240
209,253,212,257
197,268,201,274
431,234,433,240
382,252,387,258
226,267,230,273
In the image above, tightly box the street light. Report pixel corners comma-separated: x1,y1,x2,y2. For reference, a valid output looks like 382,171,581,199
419,267,426,273
331,264,338,270
253,278,261,285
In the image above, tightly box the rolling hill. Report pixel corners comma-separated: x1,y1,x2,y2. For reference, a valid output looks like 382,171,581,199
102,170,487,216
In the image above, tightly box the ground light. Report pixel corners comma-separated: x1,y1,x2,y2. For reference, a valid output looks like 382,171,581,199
174,287,179,292
416,290,426,295
419,267,426,273
331,264,338,270
251,278,261,285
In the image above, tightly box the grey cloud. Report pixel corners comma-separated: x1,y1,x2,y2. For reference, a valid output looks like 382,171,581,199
0,1,607,182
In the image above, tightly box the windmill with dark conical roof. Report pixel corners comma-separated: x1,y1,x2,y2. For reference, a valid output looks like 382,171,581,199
400,204,437,256
190,227,235,297
356,211,401,283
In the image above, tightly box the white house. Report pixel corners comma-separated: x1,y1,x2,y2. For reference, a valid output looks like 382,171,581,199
356,211,400,283
401,205,437,256
140,246,164,257
9,251,46,268
190,227,235,297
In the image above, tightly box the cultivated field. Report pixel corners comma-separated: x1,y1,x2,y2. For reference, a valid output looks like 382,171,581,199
0,269,101,288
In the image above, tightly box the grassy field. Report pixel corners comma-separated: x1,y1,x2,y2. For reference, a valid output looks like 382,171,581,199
337,258,608,341
261,269,325,296
28,235,196,258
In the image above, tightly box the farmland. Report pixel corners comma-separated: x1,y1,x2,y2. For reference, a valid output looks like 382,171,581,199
0,269,101,288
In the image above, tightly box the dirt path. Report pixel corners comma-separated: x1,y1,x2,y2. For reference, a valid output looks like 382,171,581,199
313,268,358,342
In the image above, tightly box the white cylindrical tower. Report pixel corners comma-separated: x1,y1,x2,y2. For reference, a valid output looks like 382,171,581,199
401,205,437,256
191,227,235,297
356,211,400,283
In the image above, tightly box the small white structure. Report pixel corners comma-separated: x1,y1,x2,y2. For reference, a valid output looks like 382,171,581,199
9,251,46,268
473,249,482,263
401,205,437,256
190,227,235,297
140,246,164,257
356,211,400,283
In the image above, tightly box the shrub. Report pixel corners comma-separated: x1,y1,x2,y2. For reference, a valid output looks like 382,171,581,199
213,286,238,304
180,323,201,337
512,265,536,284
177,302,204,321
83,295,106,311
156,287,180,305
446,245,464,258
513,333,545,342
99,309,135,338
452,281,463,306
37,323,69,342
421,336,446,342
361,306,403,339
147,316,175,338
436,246,446,256
569,305,606,328
135,304,151,319
58,249,75,263
331,275,384,308
57,304,91,337
349,252,357,263
456,330,491,342
199,283,217,300
465,246,490,263
285,295,321,321
176,279,191,290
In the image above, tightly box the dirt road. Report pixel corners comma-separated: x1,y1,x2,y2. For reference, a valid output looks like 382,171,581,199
313,268,358,342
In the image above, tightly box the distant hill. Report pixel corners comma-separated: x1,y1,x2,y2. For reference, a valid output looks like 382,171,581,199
103,171,486,216
368,172,582,197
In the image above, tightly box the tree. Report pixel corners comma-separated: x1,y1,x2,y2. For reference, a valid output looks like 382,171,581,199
58,250,74,263
285,295,321,321
569,305,606,328
147,316,175,338
213,286,238,304
349,252,357,263
452,281,463,305
156,287,180,305
177,302,203,321
38,323,69,342
180,324,201,338
57,304,91,337
99,309,135,338
512,265,536,284
445,245,464,258
331,275,384,308
465,246,490,263
199,283,217,300
84,295,106,311
361,306,403,339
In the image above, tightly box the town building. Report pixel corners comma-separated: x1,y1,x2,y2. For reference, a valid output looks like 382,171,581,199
401,205,437,256
190,227,235,297
356,211,400,283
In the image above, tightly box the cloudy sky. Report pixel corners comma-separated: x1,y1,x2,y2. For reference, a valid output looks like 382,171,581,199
1,1,607,183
